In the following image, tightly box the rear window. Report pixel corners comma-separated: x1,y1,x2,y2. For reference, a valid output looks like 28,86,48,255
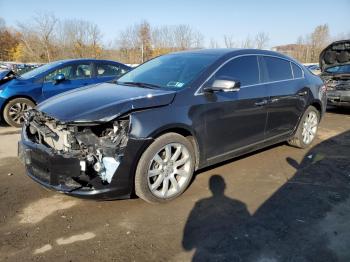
291,63,303,78
262,56,293,82
96,63,127,78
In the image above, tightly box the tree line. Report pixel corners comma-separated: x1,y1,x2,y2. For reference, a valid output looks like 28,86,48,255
0,13,348,64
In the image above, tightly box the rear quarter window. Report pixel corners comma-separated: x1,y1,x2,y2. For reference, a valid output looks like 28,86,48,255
261,56,293,82
291,63,303,78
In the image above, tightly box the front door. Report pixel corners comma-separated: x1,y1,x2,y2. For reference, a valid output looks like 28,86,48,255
42,63,94,100
203,55,268,162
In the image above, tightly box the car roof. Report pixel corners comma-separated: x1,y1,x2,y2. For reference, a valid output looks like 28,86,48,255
56,58,126,64
171,48,297,62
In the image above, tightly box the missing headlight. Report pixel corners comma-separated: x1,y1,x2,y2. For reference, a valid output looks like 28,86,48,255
25,110,130,185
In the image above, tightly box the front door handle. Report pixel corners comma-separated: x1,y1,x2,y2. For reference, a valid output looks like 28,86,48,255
255,99,268,106
298,90,308,96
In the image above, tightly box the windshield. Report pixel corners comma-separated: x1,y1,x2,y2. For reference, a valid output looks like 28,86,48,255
20,61,64,79
117,53,219,90
325,64,350,74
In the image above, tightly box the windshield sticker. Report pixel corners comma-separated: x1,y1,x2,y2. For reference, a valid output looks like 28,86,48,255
167,81,184,88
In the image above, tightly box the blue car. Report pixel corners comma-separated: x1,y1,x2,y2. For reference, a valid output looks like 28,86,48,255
0,59,131,127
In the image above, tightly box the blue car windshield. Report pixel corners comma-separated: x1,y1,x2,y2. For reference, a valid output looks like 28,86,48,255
20,61,64,79
117,53,219,90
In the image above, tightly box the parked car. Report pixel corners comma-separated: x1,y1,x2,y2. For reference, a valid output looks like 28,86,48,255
18,49,326,203
0,62,44,75
320,39,350,107
305,64,321,75
0,59,131,127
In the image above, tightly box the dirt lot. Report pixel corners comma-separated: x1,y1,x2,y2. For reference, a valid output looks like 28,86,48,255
0,107,350,262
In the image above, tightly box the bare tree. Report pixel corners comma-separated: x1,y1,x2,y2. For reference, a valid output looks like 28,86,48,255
33,12,58,62
241,36,254,48
117,22,204,63
17,13,58,62
58,19,102,58
255,32,269,49
192,30,204,49
309,24,330,62
152,26,175,50
173,24,193,50
209,38,220,48
138,20,152,62
223,35,236,48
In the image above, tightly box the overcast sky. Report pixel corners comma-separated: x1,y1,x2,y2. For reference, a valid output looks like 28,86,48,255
1,0,349,47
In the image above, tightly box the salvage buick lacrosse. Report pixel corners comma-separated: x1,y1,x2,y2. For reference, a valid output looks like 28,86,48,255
18,49,327,203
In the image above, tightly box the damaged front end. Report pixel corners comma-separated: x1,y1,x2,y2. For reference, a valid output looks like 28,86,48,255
19,109,130,193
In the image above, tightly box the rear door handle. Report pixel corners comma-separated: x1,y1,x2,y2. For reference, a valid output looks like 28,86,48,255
298,91,308,96
255,99,268,106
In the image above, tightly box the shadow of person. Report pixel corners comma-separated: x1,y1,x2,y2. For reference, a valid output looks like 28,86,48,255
182,175,252,262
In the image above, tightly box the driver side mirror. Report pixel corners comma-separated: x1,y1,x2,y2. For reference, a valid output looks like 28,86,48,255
204,78,241,93
54,73,65,84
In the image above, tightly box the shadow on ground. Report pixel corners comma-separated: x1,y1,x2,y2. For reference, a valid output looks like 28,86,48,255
182,130,350,262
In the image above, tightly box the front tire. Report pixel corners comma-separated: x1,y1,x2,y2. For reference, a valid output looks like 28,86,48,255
288,106,320,149
3,98,35,127
135,133,195,203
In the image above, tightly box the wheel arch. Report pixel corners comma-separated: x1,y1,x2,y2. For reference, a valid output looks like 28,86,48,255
310,100,323,119
148,125,201,171
1,95,37,114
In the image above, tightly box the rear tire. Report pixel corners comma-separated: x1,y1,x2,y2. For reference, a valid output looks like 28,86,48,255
3,98,35,128
288,106,320,149
135,133,195,203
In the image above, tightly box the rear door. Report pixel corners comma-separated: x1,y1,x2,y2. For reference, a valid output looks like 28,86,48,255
42,62,94,99
260,56,307,139
204,55,268,161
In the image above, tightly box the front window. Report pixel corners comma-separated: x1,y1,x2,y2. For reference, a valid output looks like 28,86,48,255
209,56,260,86
117,53,219,90
44,63,92,82
325,64,350,74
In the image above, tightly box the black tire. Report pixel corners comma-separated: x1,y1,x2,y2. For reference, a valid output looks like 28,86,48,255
3,98,35,127
288,106,320,149
135,133,195,203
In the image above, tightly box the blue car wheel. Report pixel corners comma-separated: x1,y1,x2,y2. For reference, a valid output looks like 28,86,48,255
3,98,35,127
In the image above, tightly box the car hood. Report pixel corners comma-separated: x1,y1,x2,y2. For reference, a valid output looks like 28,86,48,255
319,40,350,72
37,83,177,123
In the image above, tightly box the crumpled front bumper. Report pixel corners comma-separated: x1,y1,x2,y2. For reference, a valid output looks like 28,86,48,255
18,126,152,200
327,90,350,105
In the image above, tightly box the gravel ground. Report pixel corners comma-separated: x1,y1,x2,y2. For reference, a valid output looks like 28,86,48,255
0,107,350,262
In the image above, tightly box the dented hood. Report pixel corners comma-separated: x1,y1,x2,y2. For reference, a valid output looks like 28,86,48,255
319,40,350,72
37,82,176,123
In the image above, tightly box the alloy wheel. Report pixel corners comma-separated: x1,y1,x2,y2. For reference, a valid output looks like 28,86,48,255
8,102,32,125
302,111,318,145
147,143,192,199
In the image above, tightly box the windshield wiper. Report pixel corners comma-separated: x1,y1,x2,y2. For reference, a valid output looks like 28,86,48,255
117,81,161,89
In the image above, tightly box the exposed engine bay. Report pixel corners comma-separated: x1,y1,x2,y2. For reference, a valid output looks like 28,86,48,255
324,75,350,91
24,109,129,184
